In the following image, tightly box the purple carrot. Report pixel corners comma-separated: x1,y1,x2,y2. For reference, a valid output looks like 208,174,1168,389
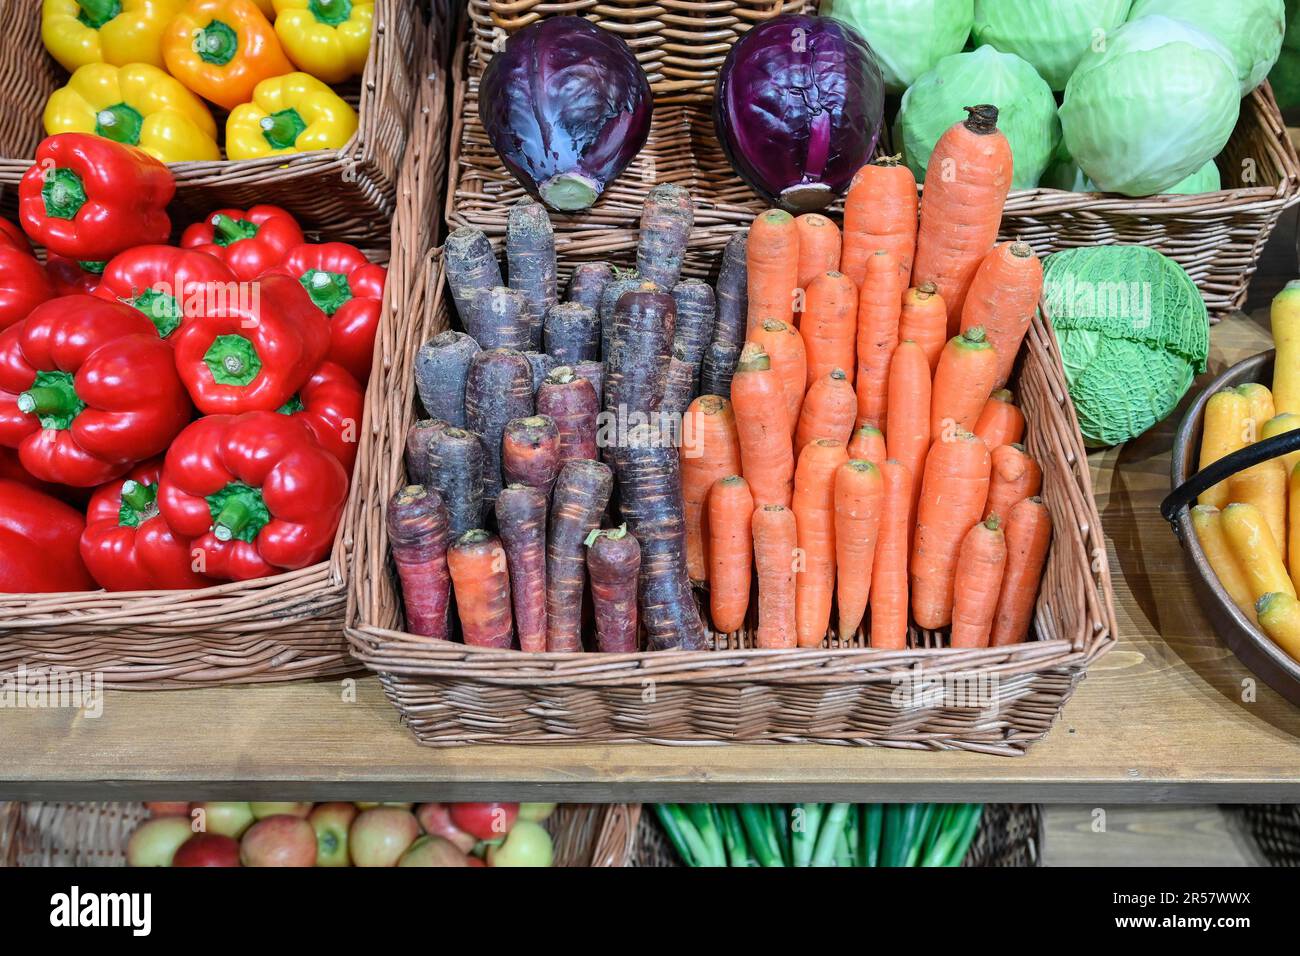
496,483,549,652
405,418,447,485
543,302,600,364
566,261,614,313
414,330,479,428
671,278,716,391
386,484,451,639
599,274,657,363
502,415,561,493
636,183,695,291
660,354,696,421
506,199,556,350
699,230,748,397
464,348,534,505
427,426,486,537
546,459,614,652
447,529,514,649
536,366,599,465
445,227,503,330
585,524,641,653
573,360,604,409
522,350,556,397
467,286,531,351
604,289,676,417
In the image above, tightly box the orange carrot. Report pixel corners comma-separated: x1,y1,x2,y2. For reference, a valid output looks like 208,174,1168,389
793,439,847,647
447,529,514,648
991,496,1053,646
884,340,931,517
949,515,1008,648
680,395,741,583
730,342,796,508
707,475,754,634
959,241,1042,385
802,270,857,384
897,282,948,373
795,368,857,453
795,213,842,289
747,208,799,334
930,326,1000,439
912,105,1014,334
984,443,1042,523
834,459,883,640
870,459,913,650
973,388,1025,450
911,430,992,630
752,503,797,649
841,156,919,285
847,422,886,465
750,318,807,432
854,249,907,428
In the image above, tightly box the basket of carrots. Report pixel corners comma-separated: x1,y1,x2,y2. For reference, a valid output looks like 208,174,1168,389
346,104,1116,751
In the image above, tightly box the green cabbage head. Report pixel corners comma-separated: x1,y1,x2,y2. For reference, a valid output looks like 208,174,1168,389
1043,157,1221,195
819,0,973,94
1128,0,1285,94
898,45,1059,189
972,0,1132,90
1042,246,1209,448
1059,16,1240,196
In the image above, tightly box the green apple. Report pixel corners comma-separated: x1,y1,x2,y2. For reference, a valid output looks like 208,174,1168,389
518,803,557,822
309,802,357,867
349,808,420,867
486,820,553,867
398,835,470,867
193,802,255,839
250,802,312,819
126,817,194,867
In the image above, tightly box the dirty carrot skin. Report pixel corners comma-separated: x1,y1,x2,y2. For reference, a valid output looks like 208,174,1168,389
897,282,949,373
793,439,849,647
427,426,487,538
523,351,556,396
708,474,754,633
959,241,1042,385
841,156,919,285
544,302,600,363
585,525,641,653
546,459,615,651
506,199,557,350
566,261,615,313
834,459,883,640
501,415,562,494
912,105,1014,329
572,360,604,409
974,389,1025,450
414,330,480,429
991,496,1054,645
661,355,698,419
854,249,907,428
750,318,808,433
496,484,549,652
911,430,992,630
681,395,741,582
730,343,796,508
949,515,1008,648
465,348,535,504
795,214,843,290
467,286,531,351
847,422,886,465
386,484,451,639
605,289,677,415
1198,388,1253,510
984,443,1042,523
536,367,599,466
444,226,504,329
801,270,857,384
752,503,798,649
870,459,913,650
447,529,514,648
747,208,800,334
885,340,932,516
930,326,1000,438
405,418,447,486
672,278,717,386
637,183,695,291
1229,457,1288,557
700,232,748,397
599,275,659,365
796,369,857,453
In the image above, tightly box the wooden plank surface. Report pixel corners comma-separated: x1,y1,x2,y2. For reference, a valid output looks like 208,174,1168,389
1043,806,1263,867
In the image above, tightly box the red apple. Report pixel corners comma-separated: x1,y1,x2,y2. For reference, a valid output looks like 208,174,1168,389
172,833,241,867
398,835,470,867
250,802,312,819
309,802,357,867
487,820,553,867
240,815,318,867
145,801,191,817
349,807,420,867
450,802,519,841
127,817,194,867
416,803,476,853
192,801,255,839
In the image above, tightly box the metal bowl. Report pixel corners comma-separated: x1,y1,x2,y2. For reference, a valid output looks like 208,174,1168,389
1169,349,1300,705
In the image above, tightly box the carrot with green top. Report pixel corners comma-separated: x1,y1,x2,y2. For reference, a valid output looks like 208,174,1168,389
834,459,883,640
448,529,513,649
854,249,907,428
870,459,912,650
731,343,795,508
930,327,999,439
752,503,797,648
750,318,807,433
949,515,1007,648
847,422,886,465
991,496,1053,646
747,209,800,334
708,475,754,634
793,439,848,647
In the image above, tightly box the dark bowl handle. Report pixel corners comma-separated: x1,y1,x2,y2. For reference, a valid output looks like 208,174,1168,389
1162,428,1300,527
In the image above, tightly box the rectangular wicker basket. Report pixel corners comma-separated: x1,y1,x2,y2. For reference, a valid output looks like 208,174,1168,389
0,0,424,245
0,801,642,867
344,237,1118,752
446,1,1300,315
0,33,448,689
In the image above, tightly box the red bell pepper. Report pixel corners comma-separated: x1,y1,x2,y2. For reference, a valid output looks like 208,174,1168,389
0,216,30,253
18,133,174,261
172,273,329,415
81,458,214,592
95,245,236,341
0,295,193,486
0,247,54,331
0,479,95,593
157,411,349,580
180,204,305,281
270,242,386,384
45,256,104,296
278,362,364,473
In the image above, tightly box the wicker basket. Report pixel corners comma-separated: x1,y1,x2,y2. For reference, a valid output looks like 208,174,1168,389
446,2,1300,315
1233,805,1300,867
0,801,641,867
0,0,424,245
633,803,1044,867
344,233,1118,751
0,34,448,689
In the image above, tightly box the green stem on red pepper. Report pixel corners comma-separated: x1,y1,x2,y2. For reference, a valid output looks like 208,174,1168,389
207,481,270,543
77,0,121,29
129,288,182,338
203,334,262,386
42,168,87,221
300,269,352,315
17,370,85,429
196,19,238,66
78,260,107,275
118,479,160,528
210,214,259,247
260,109,307,150
310,0,352,26
276,393,306,414
94,103,144,147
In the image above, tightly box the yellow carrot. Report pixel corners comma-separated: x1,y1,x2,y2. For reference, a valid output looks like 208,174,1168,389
1262,412,1300,477
1228,457,1287,558
1256,592,1300,662
1191,504,1257,623
1271,280,1300,415
1198,389,1252,509
1222,502,1295,602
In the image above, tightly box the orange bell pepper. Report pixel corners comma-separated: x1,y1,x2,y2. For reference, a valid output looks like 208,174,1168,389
162,0,293,110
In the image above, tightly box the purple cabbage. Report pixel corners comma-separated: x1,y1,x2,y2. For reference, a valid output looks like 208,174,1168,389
478,17,653,212
714,14,886,212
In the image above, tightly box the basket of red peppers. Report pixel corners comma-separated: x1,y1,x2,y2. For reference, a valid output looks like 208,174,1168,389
0,131,403,686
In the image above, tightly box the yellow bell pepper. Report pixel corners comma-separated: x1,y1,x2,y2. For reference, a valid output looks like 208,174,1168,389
44,63,221,163
272,0,373,83
42,0,185,71
162,0,294,111
225,72,358,159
